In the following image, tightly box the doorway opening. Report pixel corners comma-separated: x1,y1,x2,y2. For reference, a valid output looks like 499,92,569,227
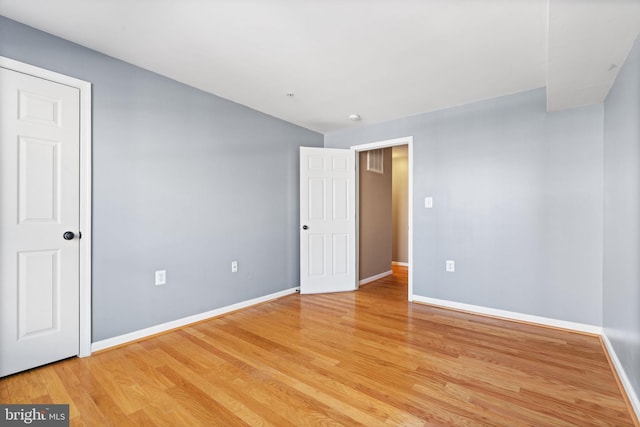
351,137,413,301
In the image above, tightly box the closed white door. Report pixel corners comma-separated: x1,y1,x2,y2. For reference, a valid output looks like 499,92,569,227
300,147,356,294
0,67,80,377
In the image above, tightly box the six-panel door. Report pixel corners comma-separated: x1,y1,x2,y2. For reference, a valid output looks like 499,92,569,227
0,67,80,377
300,147,356,294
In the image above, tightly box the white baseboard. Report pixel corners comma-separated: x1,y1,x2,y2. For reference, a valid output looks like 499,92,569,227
602,333,640,421
392,261,409,266
91,287,299,353
411,295,602,335
359,270,393,285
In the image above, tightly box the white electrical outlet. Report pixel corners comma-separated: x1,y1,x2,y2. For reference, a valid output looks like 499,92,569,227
231,261,238,273
445,260,455,272
155,270,166,285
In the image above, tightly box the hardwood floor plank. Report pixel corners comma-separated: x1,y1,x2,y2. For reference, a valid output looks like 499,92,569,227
74,358,136,425
194,325,423,425
37,366,78,417
1,266,636,426
52,361,109,426
155,366,251,426
189,325,380,425
150,336,298,426
85,357,148,416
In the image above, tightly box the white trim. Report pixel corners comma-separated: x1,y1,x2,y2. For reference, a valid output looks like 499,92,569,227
354,150,361,290
351,137,413,151
359,270,393,285
412,295,603,335
392,261,409,267
91,287,298,352
351,136,414,302
0,57,93,358
602,333,640,420
78,74,92,358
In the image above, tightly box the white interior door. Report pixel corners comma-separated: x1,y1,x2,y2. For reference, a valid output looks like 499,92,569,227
300,147,356,294
1,67,80,377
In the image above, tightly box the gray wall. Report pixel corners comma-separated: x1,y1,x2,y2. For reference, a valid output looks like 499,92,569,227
0,16,323,341
603,35,640,404
359,149,392,280
326,88,604,326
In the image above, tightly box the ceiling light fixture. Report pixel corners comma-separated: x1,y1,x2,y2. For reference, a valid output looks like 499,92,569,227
348,114,361,121
286,92,294,97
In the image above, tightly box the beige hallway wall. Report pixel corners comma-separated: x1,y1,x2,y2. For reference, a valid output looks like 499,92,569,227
392,147,409,263
359,148,392,280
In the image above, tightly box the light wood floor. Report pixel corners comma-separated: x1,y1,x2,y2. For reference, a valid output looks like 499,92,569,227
1,266,637,426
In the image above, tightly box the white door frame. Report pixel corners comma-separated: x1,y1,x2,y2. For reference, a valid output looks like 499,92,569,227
351,136,414,301
0,56,92,357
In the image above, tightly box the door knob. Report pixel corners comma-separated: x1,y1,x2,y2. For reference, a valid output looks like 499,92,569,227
302,225,309,230
63,231,75,240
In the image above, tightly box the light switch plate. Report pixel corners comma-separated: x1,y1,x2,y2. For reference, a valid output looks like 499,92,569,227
155,270,166,285
445,260,455,272
425,197,433,208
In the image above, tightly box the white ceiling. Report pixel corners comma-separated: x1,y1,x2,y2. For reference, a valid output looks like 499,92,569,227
1,0,639,133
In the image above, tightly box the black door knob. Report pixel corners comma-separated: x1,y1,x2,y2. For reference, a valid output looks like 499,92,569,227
302,225,309,230
63,231,75,240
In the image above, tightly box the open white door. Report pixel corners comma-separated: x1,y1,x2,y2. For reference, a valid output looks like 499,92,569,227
0,67,80,376
300,147,356,294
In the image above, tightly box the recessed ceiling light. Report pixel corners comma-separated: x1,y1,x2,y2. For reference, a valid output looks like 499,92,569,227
348,114,361,121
